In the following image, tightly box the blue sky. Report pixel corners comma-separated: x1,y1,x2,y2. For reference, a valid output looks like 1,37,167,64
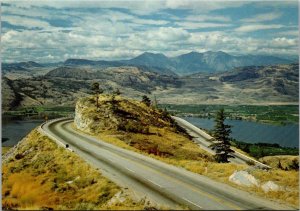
1,0,298,63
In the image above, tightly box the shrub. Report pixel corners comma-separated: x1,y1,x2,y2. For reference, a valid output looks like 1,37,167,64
246,160,255,166
118,121,149,134
289,159,299,171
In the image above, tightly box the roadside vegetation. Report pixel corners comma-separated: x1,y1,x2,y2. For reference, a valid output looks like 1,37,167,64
2,147,12,155
3,106,74,120
231,140,299,158
2,129,151,210
74,94,299,208
209,108,234,163
161,104,299,125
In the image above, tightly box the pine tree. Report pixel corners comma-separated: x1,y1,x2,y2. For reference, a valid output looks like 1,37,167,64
141,95,151,106
113,88,121,96
277,160,283,170
209,108,234,163
91,82,103,108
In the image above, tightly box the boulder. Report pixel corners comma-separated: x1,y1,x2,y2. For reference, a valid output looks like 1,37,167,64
229,170,259,187
261,181,280,192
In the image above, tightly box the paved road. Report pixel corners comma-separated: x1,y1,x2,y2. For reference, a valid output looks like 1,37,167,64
40,118,293,210
172,116,271,168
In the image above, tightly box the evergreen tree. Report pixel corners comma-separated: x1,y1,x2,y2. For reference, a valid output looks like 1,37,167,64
277,160,283,170
91,82,103,108
113,88,121,96
141,95,151,106
209,108,234,163
289,158,299,171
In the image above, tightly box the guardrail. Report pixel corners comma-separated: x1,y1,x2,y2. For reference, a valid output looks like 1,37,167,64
172,116,271,169
172,116,214,140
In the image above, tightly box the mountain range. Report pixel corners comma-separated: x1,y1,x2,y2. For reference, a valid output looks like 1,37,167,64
2,62,298,110
2,51,294,76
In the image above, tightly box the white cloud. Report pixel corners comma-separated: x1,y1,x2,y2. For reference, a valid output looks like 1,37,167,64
235,24,284,32
184,14,231,22
165,0,248,13
241,12,282,23
143,27,190,42
3,15,51,29
177,21,231,30
271,37,298,48
2,1,298,62
278,30,298,37
4,0,249,15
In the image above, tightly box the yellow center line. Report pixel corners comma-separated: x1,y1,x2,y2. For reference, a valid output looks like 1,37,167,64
64,121,242,210
118,154,242,210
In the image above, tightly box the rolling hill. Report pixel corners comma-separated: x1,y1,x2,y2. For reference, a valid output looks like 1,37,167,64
2,63,298,110
3,51,293,77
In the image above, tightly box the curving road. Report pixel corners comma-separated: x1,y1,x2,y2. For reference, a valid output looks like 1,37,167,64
40,118,293,210
172,116,271,168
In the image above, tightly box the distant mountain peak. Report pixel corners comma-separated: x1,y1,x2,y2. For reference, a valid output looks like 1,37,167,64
136,52,168,58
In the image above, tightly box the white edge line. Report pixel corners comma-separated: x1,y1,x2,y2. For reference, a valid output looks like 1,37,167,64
125,167,135,173
182,197,203,209
147,179,162,188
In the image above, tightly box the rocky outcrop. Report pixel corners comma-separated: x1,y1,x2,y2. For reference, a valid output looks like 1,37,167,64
229,170,259,187
261,181,281,192
74,96,121,133
229,171,283,193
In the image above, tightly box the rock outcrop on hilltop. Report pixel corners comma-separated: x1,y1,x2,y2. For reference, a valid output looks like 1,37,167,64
74,95,178,135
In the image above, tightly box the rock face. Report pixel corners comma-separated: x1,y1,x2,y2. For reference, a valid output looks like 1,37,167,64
261,181,281,192
229,170,259,187
74,96,121,133
74,95,176,135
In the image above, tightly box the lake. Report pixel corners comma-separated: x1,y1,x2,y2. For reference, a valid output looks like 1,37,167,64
2,119,44,147
183,117,299,148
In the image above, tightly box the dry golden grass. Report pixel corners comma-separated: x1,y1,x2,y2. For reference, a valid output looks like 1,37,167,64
1,129,150,210
2,146,12,155
251,169,299,206
259,155,299,169
74,95,299,208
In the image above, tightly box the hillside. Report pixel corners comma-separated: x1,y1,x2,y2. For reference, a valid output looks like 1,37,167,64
3,51,293,77
74,94,210,160
46,66,181,91
62,51,292,75
153,63,299,105
2,77,19,110
1,63,298,111
2,130,151,210
73,95,299,208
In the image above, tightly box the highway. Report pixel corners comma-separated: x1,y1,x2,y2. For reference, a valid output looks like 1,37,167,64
172,116,271,168
40,118,293,210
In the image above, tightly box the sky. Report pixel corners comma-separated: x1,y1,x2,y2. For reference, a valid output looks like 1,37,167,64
1,0,299,63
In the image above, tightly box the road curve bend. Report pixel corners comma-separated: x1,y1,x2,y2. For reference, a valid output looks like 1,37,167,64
172,116,271,169
40,118,294,210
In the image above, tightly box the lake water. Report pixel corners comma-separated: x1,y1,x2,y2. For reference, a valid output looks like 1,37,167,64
183,117,299,148
2,119,44,147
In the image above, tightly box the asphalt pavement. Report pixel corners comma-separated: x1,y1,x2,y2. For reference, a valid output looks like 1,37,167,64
40,118,294,210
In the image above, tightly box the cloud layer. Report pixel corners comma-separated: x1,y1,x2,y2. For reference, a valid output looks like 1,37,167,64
2,1,298,62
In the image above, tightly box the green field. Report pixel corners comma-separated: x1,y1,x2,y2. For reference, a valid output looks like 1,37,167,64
3,106,75,120
231,140,299,159
159,104,299,125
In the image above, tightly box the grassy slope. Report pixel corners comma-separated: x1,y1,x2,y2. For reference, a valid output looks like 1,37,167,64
2,147,12,155
2,129,146,210
75,95,299,208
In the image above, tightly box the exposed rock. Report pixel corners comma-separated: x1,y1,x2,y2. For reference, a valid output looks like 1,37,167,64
74,95,176,135
229,170,259,187
107,191,127,206
261,181,281,192
74,96,122,133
